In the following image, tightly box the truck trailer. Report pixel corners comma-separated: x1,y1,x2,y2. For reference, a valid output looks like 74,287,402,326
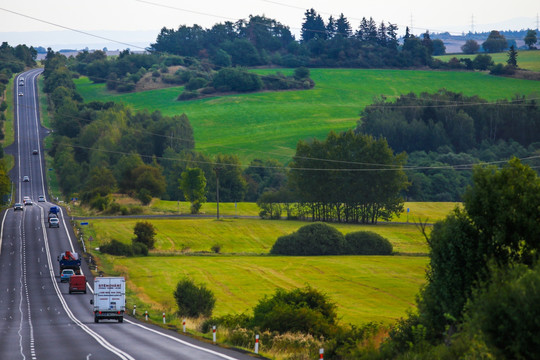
57,251,81,275
90,277,126,323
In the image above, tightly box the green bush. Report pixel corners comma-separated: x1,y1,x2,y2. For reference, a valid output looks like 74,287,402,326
270,222,346,255
211,67,262,92
137,188,152,205
173,277,216,317
251,286,338,337
133,221,156,249
185,77,207,90
100,239,133,256
131,242,148,256
344,231,393,255
177,90,199,101
463,264,540,359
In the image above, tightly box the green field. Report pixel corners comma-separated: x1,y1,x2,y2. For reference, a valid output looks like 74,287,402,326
436,49,540,72
75,68,540,163
149,199,458,221
112,255,427,325
86,217,430,254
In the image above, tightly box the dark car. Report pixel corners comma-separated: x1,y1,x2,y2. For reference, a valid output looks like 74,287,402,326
32,149,38,155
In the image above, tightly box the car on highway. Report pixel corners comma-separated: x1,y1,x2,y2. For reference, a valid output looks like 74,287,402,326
14,203,23,211
60,269,75,282
49,217,60,228
38,195,45,202
18,92,23,96
23,176,29,182
32,149,38,155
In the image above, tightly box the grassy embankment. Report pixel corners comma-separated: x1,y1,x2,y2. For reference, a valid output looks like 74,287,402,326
81,202,457,325
436,49,540,72
75,68,540,164
2,76,15,172
37,76,62,200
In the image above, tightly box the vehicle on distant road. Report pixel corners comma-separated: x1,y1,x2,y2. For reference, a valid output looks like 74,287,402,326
69,275,87,294
23,176,29,182
18,92,23,96
32,149,38,155
14,203,23,211
24,199,33,206
60,269,75,282
49,217,60,228
38,195,45,202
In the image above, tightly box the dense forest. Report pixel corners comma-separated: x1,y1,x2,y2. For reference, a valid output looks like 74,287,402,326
355,91,540,201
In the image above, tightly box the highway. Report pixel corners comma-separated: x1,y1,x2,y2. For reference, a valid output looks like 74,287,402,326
0,69,253,360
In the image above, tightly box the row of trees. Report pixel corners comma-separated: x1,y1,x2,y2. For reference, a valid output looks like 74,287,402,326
461,29,538,54
150,11,443,69
357,90,540,154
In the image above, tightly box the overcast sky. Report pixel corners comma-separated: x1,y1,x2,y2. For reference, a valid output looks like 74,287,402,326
1,0,538,50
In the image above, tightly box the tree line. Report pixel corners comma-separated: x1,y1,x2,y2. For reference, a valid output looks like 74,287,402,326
150,10,444,69
355,90,540,201
0,42,38,202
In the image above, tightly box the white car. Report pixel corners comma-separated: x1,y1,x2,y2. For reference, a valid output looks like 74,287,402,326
23,176,29,182
49,217,60,228
38,195,45,202
18,92,23,96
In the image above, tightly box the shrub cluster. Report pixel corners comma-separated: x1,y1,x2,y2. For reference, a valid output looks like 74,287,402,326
270,223,393,256
99,239,148,256
173,277,216,317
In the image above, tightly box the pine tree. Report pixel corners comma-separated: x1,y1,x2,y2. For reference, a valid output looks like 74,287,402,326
507,45,518,68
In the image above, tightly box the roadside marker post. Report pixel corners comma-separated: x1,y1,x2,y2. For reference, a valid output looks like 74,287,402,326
145,311,148,321
133,305,136,316
212,326,216,343
183,319,186,333
254,334,259,354
163,312,166,324
320,348,324,359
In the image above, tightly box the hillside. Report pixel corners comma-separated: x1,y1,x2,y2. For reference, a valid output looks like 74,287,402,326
75,68,540,163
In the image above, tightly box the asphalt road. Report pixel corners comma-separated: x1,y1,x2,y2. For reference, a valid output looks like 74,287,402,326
0,69,255,360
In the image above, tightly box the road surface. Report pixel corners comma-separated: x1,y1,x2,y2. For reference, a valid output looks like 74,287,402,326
0,68,254,360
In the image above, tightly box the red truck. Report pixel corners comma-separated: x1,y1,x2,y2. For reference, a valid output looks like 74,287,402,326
69,275,87,294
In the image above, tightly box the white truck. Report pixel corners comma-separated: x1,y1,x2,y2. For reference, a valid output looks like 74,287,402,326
90,277,126,323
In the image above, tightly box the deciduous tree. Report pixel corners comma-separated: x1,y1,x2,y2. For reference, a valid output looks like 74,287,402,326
179,168,207,214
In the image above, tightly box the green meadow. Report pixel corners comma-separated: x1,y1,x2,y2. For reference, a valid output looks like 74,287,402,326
436,49,540,72
75,68,540,163
112,255,428,325
86,217,430,254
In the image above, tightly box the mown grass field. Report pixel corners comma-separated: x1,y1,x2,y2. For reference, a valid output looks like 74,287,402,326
110,255,428,325
85,217,430,254
74,68,540,163
436,49,540,72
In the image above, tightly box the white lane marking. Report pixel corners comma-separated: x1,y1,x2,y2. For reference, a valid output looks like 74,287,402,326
0,208,7,255
18,211,26,360
39,206,134,360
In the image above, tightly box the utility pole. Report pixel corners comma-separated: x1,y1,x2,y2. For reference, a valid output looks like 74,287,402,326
214,167,222,220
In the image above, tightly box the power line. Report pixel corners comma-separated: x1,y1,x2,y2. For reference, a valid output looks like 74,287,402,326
0,7,147,51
